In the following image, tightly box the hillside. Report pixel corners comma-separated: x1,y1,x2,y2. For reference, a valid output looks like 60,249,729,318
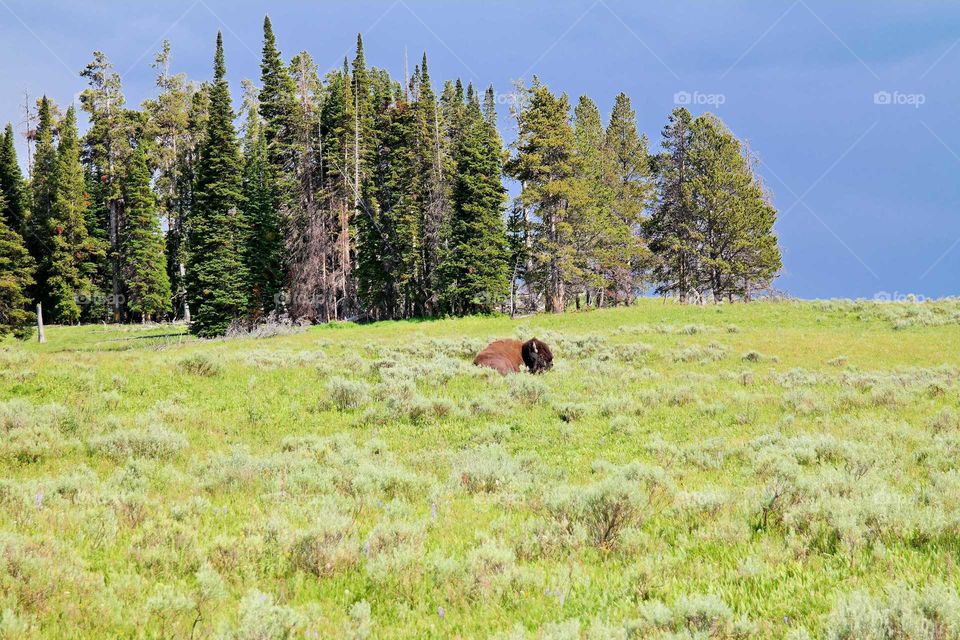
2,299,960,638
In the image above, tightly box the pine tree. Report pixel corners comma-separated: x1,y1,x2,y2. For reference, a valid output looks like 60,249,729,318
171,84,210,323
256,15,295,315
80,161,113,321
28,97,57,257
0,123,27,235
410,53,449,315
258,15,297,180
505,201,529,317
26,97,57,303
286,51,329,321
439,79,467,151
482,86,498,130
646,109,781,303
80,51,132,321
570,95,613,306
503,79,532,314
44,106,104,324
438,85,508,315
319,60,357,319
688,114,780,300
0,190,35,339
354,60,408,320
646,107,698,302
187,32,249,337
142,40,194,320
351,35,397,319
733,145,781,299
351,34,376,204
0,122,34,336
368,71,417,318
505,81,584,312
121,142,171,321
601,92,654,304
240,80,281,319
439,79,467,234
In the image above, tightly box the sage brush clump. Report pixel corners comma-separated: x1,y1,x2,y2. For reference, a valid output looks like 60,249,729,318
326,376,371,410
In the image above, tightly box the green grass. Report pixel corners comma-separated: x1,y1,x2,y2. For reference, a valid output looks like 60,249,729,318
2,299,960,638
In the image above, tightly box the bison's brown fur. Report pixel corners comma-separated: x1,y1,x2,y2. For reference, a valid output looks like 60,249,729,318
473,338,553,375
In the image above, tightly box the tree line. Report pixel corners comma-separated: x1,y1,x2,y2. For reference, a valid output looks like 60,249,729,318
0,18,781,338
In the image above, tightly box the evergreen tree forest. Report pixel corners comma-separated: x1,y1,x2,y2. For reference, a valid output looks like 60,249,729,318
0,20,781,338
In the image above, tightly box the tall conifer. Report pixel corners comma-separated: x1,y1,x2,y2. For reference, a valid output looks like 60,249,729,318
121,142,171,321
354,44,404,319
688,114,781,300
240,81,281,318
646,107,697,302
142,40,193,320
187,32,249,336
80,51,131,321
601,92,654,304
352,34,376,199
412,53,449,314
172,84,211,323
45,106,104,324
258,16,297,175
27,98,57,268
505,82,584,312
0,123,27,235
256,16,295,315
438,86,508,314
0,190,35,339
570,95,613,304
318,60,357,318
482,86,498,129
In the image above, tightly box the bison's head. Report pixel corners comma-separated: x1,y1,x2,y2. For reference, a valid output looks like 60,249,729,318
521,338,553,374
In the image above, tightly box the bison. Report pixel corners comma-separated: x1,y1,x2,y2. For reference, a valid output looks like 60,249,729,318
473,338,553,375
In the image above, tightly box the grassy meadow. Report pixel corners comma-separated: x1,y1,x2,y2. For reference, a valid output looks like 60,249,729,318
3,299,960,639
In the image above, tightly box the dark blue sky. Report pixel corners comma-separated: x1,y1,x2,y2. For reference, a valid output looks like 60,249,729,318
1,0,957,299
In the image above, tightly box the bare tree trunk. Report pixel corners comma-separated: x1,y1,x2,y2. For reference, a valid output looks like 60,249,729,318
678,256,687,304
21,93,34,175
353,88,360,209
545,204,564,313
180,262,190,323
36,303,45,343
520,182,537,313
105,90,123,324
337,201,350,317
109,199,120,322
509,259,519,318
